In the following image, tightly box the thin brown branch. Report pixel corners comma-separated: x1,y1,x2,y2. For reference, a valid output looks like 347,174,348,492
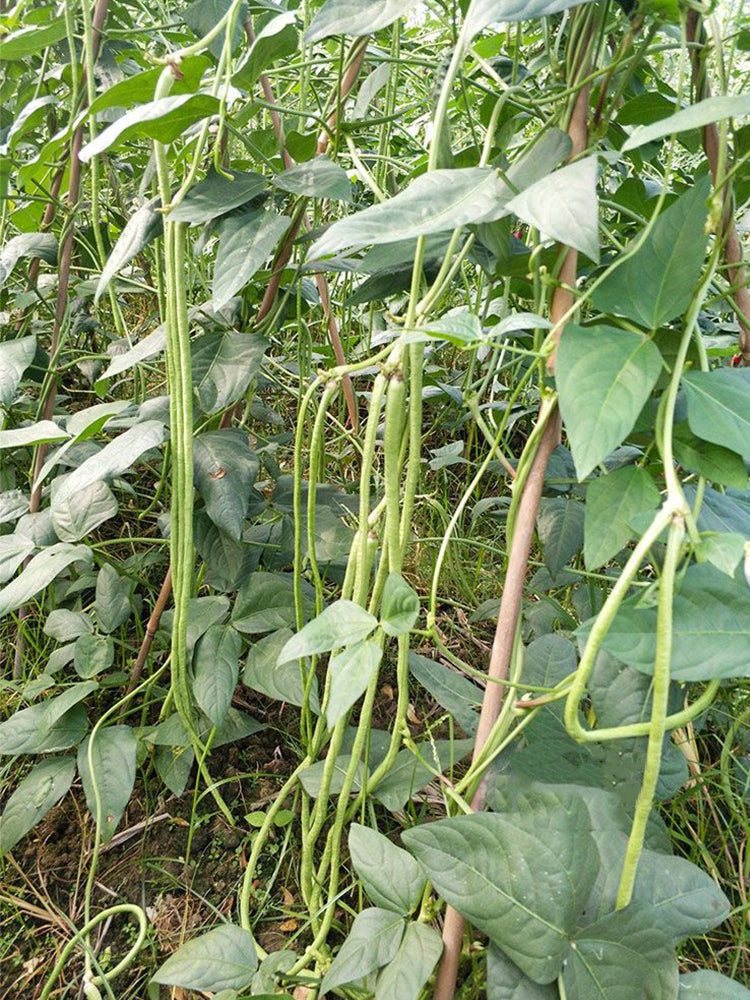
687,11,750,363
127,567,172,693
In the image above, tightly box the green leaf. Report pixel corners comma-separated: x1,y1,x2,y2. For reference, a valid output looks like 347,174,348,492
243,629,320,711
74,632,115,679
556,324,663,480
536,498,584,578
0,534,35,585
193,430,259,538
272,158,352,202
679,971,750,998
152,924,258,991
193,625,241,726
402,789,599,983
507,157,599,263
349,824,425,915
0,421,69,450
0,490,30,525
52,421,166,505
408,653,482,736
487,946,557,1000
599,562,750,681
375,921,443,1000
232,572,316,634
51,480,119,542
673,422,748,490
79,95,221,162
310,168,518,259
87,56,210,117
94,564,132,633
95,199,162,302
562,905,678,1000
162,595,230,652
0,543,92,620
192,332,269,415
212,209,291,311
0,683,97,756
0,757,75,855
305,0,420,42
44,609,92,642
77,726,136,843
155,744,195,796
463,0,595,40
278,600,378,662
326,639,383,727
682,368,750,460
232,12,298,89
380,573,420,636
0,16,69,59
374,739,474,812
183,0,246,58
0,336,36,403
320,908,405,993
622,94,750,151
168,169,268,225
696,532,746,577
584,466,661,570
592,179,710,329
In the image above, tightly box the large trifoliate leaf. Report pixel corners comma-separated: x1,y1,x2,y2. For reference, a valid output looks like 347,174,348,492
599,561,750,681
168,169,268,225
191,331,269,415
94,564,132,633
402,787,599,983
563,905,678,999
310,168,517,259
212,209,290,311
0,543,92,619
95,199,162,301
556,324,662,480
52,480,119,541
0,757,76,855
272,158,353,201
380,572,420,636
487,946,557,1000
320,908,405,993
193,625,241,726
408,653,482,736
305,0,420,42
679,971,750,998
592,178,710,330
349,824,426,915
536,498,584,577
0,683,97,755
622,94,750,151
52,421,166,505
507,157,600,263
152,924,258,991
232,572,317,634
584,466,661,569
193,430,259,538
243,629,320,712
0,336,36,403
77,726,136,843
79,95,221,162
462,0,595,40
682,368,750,460
277,600,378,662
375,921,443,1000
326,638,383,727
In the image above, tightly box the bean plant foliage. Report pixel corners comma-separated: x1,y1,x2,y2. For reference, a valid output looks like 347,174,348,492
2,0,750,997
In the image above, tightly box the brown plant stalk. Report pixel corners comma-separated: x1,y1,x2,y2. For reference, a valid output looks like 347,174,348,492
687,11,750,364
